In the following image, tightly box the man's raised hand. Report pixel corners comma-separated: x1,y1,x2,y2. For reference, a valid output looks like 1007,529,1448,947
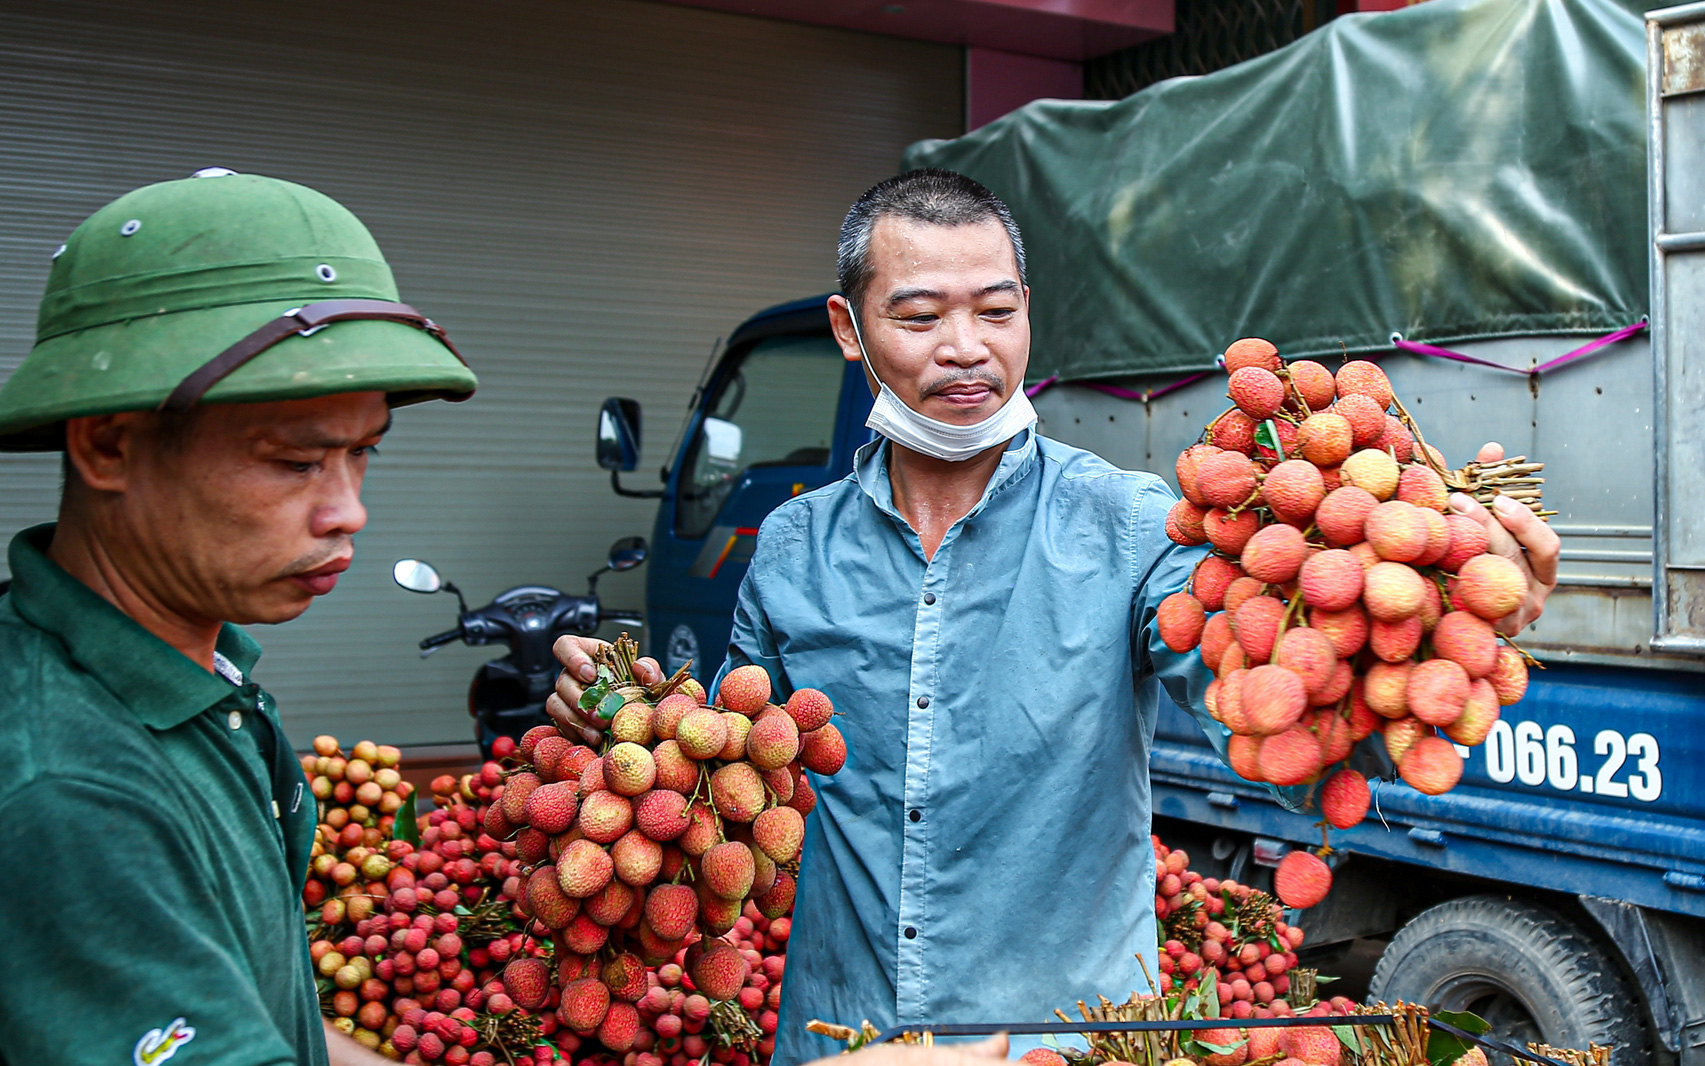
1449,442,1561,636
545,635,663,744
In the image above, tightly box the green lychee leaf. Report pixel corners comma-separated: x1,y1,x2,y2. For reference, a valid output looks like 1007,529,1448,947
577,677,612,712
1434,1011,1491,1036
596,690,627,722
1425,1011,1492,1066
1254,421,1278,450
453,904,473,915
1332,1026,1363,1054
394,795,420,846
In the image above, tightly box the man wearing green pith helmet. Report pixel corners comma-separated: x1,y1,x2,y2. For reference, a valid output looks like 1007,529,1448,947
0,169,476,1066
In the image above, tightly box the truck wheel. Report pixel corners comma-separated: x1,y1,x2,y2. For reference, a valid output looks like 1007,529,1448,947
1369,896,1651,1066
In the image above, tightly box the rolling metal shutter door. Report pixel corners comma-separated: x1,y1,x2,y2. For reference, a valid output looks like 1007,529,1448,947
0,0,962,746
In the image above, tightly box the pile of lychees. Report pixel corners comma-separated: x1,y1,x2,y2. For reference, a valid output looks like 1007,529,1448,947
1152,837,1354,1020
492,640,840,1059
1159,339,1534,906
303,733,801,1066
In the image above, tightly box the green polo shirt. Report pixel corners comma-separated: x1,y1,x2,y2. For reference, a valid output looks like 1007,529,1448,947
0,525,328,1066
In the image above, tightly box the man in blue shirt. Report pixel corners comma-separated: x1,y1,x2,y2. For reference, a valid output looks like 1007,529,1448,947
551,169,1559,1065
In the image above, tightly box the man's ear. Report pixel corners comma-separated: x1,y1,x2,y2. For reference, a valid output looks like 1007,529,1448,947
826,294,864,364
63,413,145,493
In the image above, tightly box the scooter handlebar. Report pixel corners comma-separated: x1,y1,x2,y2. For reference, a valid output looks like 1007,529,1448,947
420,628,465,651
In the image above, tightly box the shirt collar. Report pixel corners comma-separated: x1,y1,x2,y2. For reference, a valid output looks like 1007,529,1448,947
852,428,1039,527
7,524,262,730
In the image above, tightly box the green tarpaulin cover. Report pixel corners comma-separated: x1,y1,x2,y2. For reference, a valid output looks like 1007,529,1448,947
903,0,1648,380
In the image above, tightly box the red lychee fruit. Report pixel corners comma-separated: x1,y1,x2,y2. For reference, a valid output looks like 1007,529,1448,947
1210,409,1260,455
800,722,847,775
752,805,805,863
1229,367,1286,420
577,790,634,844
501,957,551,1011
1431,610,1498,677
1407,659,1470,726
1333,394,1387,448
1158,592,1208,652
557,977,611,1033
1223,576,1267,619
576,755,606,795
1298,549,1363,611
1274,850,1332,908
1262,460,1326,524
1315,486,1378,547
1224,337,1282,373
1369,615,1423,662
1241,524,1309,583
1310,659,1354,707
1198,451,1261,509
518,724,557,762
644,882,699,941
556,838,615,898
597,1002,642,1052
1488,645,1529,705
1382,715,1428,764
1228,732,1264,780
522,781,579,835
1020,1051,1068,1066
1397,465,1449,511
1168,499,1210,546
1275,627,1337,698
1259,726,1323,786
1318,770,1369,831
701,840,756,900
652,693,698,741
1415,508,1452,567
610,830,663,886
1287,360,1337,412
1446,679,1501,745
524,865,580,928
787,773,818,816
1363,660,1412,718
1281,1025,1343,1066
603,742,657,797
1364,500,1429,562
1375,415,1414,463
1193,554,1244,611
717,711,751,760
1248,1029,1283,1061
1296,412,1353,466
747,712,802,771
1400,735,1465,795
634,788,691,841
1363,561,1427,621
709,762,766,823
1205,508,1262,556
1455,554,1527,620
533,735,573,782
1308,604,1368,657
1242,665,1308,736
601,952,649,1004
717,665,772,715
1177,444,1221,508
1216,669,1251,734
1335,360,1393,409
785,688,835,732
1232,595,1287,662
1439,514,1491,572
650,740,699,794
582,876,636,926
690,941,751,1001
1201,613,1236,672
500,772,541,825
561,908,611,954
1339,448,1399,500
675,708,729,761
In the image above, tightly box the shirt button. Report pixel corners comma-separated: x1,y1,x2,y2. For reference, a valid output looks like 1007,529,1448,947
916,696,930,709
904,927,918,939
909,809,922,822
227,710,243,730
923,592,936,605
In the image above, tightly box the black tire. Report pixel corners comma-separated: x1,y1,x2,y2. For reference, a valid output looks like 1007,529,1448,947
1369,895,1651,1066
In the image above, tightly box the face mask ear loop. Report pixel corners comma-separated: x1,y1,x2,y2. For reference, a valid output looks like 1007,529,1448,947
845,302,891,393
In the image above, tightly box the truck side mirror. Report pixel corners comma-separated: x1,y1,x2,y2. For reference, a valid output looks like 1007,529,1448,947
608,536,649,572
597,397,643,472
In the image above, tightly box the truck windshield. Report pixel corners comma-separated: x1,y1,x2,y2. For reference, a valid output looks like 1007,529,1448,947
675,333,844,539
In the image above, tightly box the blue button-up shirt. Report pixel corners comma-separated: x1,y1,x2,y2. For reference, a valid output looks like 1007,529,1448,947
714,430,1237,1065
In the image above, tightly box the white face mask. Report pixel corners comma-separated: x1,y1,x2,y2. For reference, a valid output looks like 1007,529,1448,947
847,308,1037,463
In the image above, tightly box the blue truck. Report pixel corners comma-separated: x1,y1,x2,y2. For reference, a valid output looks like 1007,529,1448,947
593,2,1705,1063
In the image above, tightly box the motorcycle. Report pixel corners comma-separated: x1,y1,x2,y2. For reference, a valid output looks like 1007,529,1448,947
392,537,648,756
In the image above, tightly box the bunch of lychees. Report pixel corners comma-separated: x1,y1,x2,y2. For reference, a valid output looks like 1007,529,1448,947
1159,339,1535,906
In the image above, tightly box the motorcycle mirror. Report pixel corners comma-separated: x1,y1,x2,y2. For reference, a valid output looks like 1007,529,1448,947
607,536,649,572
393,559,444,594
597,397,643,472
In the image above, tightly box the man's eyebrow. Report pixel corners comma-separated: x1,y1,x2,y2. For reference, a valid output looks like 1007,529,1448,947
885,287,945,307
276,412,393,450
978,280,1022,297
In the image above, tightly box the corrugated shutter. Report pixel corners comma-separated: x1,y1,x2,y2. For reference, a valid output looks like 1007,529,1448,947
0,0,962,746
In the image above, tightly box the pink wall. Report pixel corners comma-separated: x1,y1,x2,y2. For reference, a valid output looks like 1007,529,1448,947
966,47,1083,129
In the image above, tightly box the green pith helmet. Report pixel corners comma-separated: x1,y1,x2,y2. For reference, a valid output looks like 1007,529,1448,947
0,169,477,451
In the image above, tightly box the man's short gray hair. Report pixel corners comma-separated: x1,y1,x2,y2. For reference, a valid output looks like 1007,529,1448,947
836,169,1027,322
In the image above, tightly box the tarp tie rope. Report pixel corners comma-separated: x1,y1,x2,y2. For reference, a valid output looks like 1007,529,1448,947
1022,320,1645,404
1390,320,1646,375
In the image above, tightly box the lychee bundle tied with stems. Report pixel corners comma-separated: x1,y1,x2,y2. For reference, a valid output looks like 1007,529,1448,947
1163,339,1540,908
494,637,840,1044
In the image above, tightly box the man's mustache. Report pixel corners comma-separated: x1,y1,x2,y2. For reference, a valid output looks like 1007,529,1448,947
922,367,1006,399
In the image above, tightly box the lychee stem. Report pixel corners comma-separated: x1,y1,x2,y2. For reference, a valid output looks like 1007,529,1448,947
1224,485,1264,518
